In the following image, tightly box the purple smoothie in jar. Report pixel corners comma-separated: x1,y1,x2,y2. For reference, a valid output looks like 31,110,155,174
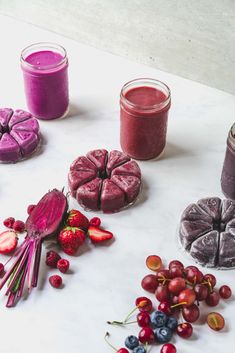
21,43,69,120
221,124,235,199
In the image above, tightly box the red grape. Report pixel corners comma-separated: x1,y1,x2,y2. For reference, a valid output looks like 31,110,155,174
171,295,179,305
160,343,177,353
155,285,170,302
182,304,200,322
219,285,232,299
170,266,184,278
146,255,162,271
204,274,216,288
168,277,186,295
141,274,158,293
178,288,196,307
169,260,184,270
157,269,171,282
135,297,153,312
176,322,193,339
158,301,172,315
207,312,225,331
185,266,203,284
206,291,220,307
137,312,150,327
194,284,208,301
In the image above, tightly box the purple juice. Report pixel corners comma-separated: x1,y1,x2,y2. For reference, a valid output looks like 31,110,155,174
221,124,235,199
21,43,69,120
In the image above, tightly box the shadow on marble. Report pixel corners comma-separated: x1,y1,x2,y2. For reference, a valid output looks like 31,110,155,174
66,102,89,120
130,178,149,210
159,142,192,161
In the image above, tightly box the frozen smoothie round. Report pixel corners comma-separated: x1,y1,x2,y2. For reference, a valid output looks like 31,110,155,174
21,43,69,120
120,78,171,160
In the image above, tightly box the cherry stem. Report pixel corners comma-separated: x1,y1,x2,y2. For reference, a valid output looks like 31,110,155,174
171,301,187,309
124,306,138,323
104,332,117,352
107,320,137,326
144,343,148,352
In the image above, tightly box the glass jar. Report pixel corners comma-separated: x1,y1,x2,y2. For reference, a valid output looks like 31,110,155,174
221,124,235,199
120,78,171,160
21,42,69,120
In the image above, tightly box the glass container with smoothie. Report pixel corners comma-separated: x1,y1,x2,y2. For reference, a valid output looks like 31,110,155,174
221,124,235,199
120,78,171,160
21,43,69,120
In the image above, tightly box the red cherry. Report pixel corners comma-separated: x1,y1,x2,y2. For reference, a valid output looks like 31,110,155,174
117,349,129,353
135,297,153,312
176,322,193,339
178,288,196,307
155,285,170,302
160,343,177,353
138,327,155,344
219,285,232,299
158,301,172,315
137,312,150,327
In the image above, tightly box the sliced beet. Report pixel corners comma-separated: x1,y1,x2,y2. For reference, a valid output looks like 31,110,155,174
100,179,125,213
111,175,141,203
190,230,219,267
76,177,103,211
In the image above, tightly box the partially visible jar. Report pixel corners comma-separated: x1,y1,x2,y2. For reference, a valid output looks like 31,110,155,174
120,78,171,160
21,42,69,120
221,124,235,199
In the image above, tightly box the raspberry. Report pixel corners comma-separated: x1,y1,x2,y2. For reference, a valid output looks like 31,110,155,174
49,275,62,288
27,204,36,215
13,220,25,233
57,259,70,273
46,250,61,268
3,217,15,229
89,217,101,227
0,263,4,274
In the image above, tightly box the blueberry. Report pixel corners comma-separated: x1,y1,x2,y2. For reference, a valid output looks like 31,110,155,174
150,311,167,328
166,316,178,331
125,335,139,349
133,346,146,353
154,326,173,343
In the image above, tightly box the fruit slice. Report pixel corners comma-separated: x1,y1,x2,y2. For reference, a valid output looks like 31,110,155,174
86,149,108,173
189,230,219,267
0,108,13,129
197,197,221,221
0,133,21,162
88,225,113,243
218,231,235,268
207,312,225,331
70,155,98,173
111,160,141,179
76,178,102,211
100,179,125,213
181,203,212,223
221,199,235,223
106,150,130,176
10,130,39,156
179,219,213,249
111,175,141,203
8,109,31,128
0,230,18,254
12,117,40,134
68,170,97,196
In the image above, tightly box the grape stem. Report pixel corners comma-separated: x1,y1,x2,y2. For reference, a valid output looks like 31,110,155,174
171,301,187,309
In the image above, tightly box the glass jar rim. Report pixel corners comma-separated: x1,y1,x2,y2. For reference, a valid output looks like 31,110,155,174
120,78,171,112
20,42,67,71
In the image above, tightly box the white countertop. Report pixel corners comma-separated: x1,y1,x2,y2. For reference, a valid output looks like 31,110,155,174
0,15,235,353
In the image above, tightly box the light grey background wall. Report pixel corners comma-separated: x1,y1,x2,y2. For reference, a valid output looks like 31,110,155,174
0,0,234,94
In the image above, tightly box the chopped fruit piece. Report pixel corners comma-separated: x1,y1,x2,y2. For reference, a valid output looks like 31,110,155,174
88,226,113,243
0,230,18,254
160,343,177,353
100,179,125,213
89,217,101,227
178,288,196,307
219,285,232,299
70,155,97,173
3,217,15,229
27,204,36,215
111,160,141,179
68,170,97,193
146,255,162,271
86,149,108,172
206,291,220,307
176,322,193,339
135,297,152,312
111,175,141,203
57,259,70,273
58,227,86,255
106,150,130,176
76,178,102,211
49,275,62,288
207,312,225,331
182,304,200,323
46,250,61,268
13,220,25,233
138,327,155,344
141,274,158,293
66,209,89,231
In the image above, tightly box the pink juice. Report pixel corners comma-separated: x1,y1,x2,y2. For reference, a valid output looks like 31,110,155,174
120,79,171,160
21,43,69,120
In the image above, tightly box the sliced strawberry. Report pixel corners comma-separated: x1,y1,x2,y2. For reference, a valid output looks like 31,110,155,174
88,226,113,243
0,230,18,254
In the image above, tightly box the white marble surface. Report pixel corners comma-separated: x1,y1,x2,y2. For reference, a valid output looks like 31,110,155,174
0,14,235,353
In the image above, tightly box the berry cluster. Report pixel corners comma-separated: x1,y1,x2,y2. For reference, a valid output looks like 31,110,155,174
3,217,25,233
45,250,70,288
142,255,232,331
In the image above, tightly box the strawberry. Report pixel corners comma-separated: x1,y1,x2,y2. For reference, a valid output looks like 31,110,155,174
0,230,18,254
88,226,113,243
66,209,89,231
58,226,86,255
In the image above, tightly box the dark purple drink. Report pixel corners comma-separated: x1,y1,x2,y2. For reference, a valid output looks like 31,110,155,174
221,124,235,199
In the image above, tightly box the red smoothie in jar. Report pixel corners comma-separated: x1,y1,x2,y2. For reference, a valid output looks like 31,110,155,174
21,43,69,120
120,78,171,160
